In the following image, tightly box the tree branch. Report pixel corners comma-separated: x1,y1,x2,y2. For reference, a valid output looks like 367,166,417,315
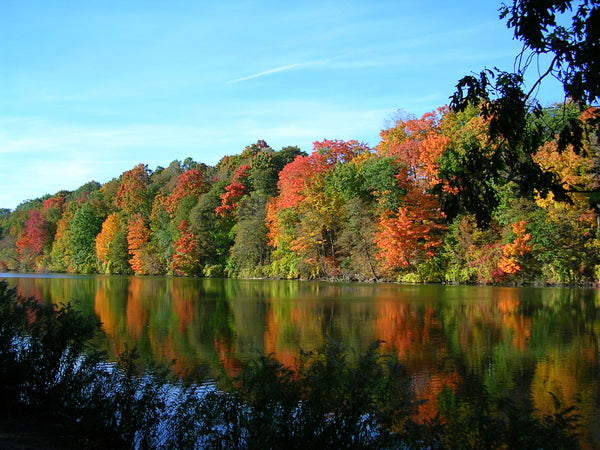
525,54,560,101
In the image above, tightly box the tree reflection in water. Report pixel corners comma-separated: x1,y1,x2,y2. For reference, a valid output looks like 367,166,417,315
3,274,599,448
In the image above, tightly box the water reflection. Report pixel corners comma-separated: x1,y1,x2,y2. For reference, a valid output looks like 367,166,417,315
2,274,599,448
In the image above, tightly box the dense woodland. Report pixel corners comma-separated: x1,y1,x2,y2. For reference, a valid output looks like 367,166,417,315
1,102,599,284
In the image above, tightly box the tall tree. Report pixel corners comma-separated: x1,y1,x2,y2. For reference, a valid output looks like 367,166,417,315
164,168,206,216
127,213,151,275
68,202,104,273
228,192,270,277
96,212,120,266
15,209,49,270
96,212,130,274
171,220,200,276
266,140,371,279
375,186,446,273
115,164,150,215
216,164,251,218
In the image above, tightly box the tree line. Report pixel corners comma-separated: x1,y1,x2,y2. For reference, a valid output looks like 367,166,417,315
0,102,598,284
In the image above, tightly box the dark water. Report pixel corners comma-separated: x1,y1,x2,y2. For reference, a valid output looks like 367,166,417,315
2,273,599,446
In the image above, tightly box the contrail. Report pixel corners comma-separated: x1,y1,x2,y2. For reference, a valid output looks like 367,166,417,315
226,63,302,84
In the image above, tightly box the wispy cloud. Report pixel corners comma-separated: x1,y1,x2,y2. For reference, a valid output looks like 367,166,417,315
226,63,305,84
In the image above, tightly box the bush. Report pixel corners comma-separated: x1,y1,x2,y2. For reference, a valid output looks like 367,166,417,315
220,339,415,449
202,263,224,278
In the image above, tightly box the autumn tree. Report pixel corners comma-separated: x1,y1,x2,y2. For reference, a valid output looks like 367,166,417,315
216,164,251,218
266,140,371,279
164,168,206,216
266,152,326,278
96,213,119,265
375,186,446,274
115,164,150,215
96,212,130,274
498,220,532,277
378,108,449,187
15,209,49,271
171,220,200,276
127,213,151,275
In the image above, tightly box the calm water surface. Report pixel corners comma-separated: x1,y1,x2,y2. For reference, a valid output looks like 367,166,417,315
2,273,599,446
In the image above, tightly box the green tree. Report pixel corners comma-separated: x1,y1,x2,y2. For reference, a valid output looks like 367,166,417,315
335,198,380,281
148,196,175,274
228,192,270,277
69,202,104,273
189,182,230,270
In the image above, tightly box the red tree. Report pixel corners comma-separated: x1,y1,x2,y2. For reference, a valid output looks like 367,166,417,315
216,164,251,217
15,209,49,269
378,107,450,186
165,168,206,215
171,220,200,276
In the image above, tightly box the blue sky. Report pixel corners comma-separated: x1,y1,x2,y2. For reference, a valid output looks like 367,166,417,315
1,0,564,210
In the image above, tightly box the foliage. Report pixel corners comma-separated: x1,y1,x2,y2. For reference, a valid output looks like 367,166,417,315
15,209,49,271
0,95,598,283
228,192,271,277
0,281,104,416
127,213,151,275
500,0,599,107
375,187,446,274
216,164,251,218
171,220,200,276
96,212,121,270
164,168,206,216
115,164,150,215
68,202,104,273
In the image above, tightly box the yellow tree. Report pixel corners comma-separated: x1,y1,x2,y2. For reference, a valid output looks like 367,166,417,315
96,213,119,264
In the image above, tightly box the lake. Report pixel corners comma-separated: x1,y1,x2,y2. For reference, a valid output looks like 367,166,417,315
2,273,599,447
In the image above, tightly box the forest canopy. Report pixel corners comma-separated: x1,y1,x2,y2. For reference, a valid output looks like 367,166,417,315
1,1,598,284
1,100,598,284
